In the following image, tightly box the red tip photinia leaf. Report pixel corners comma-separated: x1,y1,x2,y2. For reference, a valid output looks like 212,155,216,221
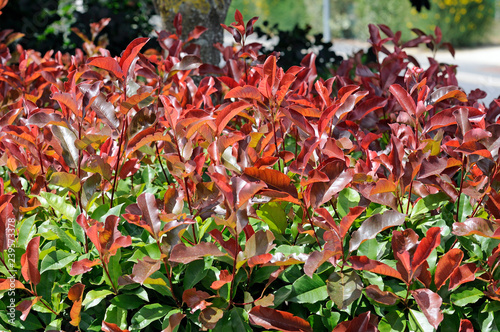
137,192,161,238
17,297,38,321
224,85,261,100
412,227,441,270
448,262,477,290
411,289,444,330
459,319,474,332
350,256,405,282
70,258,101,276
216,101,252,134
434,248,463,290
430,86,468,104
249,306,312,332
349,210,406,252
332,311,378,332
88,56,124,80
364,285,399,305
51,92,78,114
163,313,186,332
452,218,500,239
169,242,225,264
119,37,150,76
68,283,85,327
182,288,211,312
210,269,233,290
340,206,366,239
389,84,416,115
131,256,161,285
244,167,298,198
20,236,41,286
102,321,131,332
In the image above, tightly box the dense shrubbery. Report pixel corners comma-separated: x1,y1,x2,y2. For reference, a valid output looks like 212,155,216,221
2,7,500,332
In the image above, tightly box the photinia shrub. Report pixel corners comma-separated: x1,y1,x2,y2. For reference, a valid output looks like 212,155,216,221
1,7,500,332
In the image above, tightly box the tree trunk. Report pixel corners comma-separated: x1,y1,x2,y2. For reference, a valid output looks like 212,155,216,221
153,0,232,65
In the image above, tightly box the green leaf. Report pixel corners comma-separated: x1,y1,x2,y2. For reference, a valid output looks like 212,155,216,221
230,307,252,331
112,294,145,310
288,274,328,304
337,187,360,217
409,309,435,332
49,172,81,193
378,310,406,332
410,192,448,220
257,202,288,234
17,215,36,248
183,259,208,290
131,303,171,330
50,220,82,253
104,248,122,289
450,287,483,306
104,304,128,330
39,192,77,221
82,289,114,309
327,270,363,310
40,250,78,274
357,238,387,260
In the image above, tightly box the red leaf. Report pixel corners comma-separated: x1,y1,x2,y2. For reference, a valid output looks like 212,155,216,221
249,306,312,332
459,319,474,332
169,242,225,264
102,321,131,332
434,248,463,290
68,283,85,327
119,37,150,76
225,85,261,100
137,192,161,238
52,92,78,114
365,285,399,305
411,289,443,330
350,256,405,282
452,218,500,239
70,258,101,276
17,298,38,321
449,263,477,290
412,227,441,269
423,108,457,133
431,86,468,104
216,101,251,134
0,278,26,290
182,288,211,312
163,312,186,332
389,84,416,115
88,56,124,80
210,269,233,290
244,167,298,199
131,256,161,285
304,250,338,277
340,206,366,239
20,237,40,285
349,210,406,252
369,178,397,195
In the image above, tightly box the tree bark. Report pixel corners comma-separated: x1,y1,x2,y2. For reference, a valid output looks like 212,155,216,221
153,0,232,65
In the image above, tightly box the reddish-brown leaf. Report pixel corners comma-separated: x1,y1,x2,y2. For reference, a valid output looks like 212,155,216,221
102,321,131,332
244,167,298,198
70,258,101,276
340,206,366,239
453,218,500,239
350,256,405,282
20,236,40,286
459,319,474,332
249,306,312,332
389,84,416,115
119,37,150,76
225,85,261,100
88,56,124,80
210,269,233,290
434,248,463,290
369,178,397,195
304,250,337,277
216,101,252,134
431,86,468,104
364,285,399,305
411,289,443,330
17,298,38,321
169,242,225,264
52,92,78,114
449,263,477,290
0,278,26,290
137,193,161,238
68,283,85,327
131,256,161,285
163,312,186,332
182,288,211,312
349,210,406,252
412,227,441,269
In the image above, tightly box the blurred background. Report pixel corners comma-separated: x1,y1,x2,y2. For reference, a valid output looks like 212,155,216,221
1,0,499,100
